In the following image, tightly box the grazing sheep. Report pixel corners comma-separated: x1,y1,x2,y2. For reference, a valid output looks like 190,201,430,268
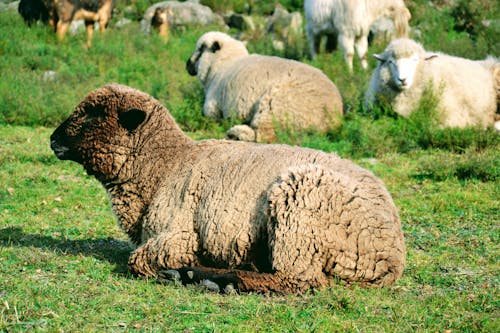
304,0,411,71
186,31,344,142
18,0,114,48
364,38,499,130
50,84,406,294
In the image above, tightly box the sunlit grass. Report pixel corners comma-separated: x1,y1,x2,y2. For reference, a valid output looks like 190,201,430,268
0,1,499,331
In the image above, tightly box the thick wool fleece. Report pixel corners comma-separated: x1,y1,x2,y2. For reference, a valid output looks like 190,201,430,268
187,32,343,142
51,84,405,293
366,38,498,129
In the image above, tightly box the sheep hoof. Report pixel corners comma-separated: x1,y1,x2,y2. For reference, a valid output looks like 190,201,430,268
157,269,181,284
226,125,256,142
200,279,220,292
157,267,242,294
223,283,237,295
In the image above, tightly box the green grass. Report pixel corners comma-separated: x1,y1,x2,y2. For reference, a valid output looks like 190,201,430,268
0,1,499,331
1,126,498,332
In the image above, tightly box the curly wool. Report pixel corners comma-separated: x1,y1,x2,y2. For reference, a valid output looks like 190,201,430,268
51,84,405,293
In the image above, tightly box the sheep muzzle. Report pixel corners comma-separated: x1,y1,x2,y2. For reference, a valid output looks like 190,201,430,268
186,58,197,76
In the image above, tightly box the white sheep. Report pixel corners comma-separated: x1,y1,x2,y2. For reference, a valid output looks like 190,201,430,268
304,0,411,71
364,38,499,130
50,84,406,294
186,31,344,142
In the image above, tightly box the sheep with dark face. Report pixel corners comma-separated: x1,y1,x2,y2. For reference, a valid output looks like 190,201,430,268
51,84,406,294
186,31,344,143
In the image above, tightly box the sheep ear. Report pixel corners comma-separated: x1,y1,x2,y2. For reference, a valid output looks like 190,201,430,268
373,53,386,62
210,41,221,53
424,54,438,61
118,108,147,132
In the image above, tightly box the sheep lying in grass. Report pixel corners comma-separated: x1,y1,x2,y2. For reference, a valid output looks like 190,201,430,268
304,0,411,71
50,84,406,294
186,31,344,142
365,38,499,130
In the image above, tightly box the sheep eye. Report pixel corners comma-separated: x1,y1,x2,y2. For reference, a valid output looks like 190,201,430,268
86,105,105,118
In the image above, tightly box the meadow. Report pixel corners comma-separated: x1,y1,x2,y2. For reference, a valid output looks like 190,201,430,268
0,0,499,331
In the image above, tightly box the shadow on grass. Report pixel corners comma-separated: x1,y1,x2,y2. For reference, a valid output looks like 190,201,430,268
0,227,133,274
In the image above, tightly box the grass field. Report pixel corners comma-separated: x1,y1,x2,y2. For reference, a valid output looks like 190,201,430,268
0,0,499,331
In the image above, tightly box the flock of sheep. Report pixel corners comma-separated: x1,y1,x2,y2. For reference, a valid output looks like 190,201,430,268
184,0,499,142
47,0,499,294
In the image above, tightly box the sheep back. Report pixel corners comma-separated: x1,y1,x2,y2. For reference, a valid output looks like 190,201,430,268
422,54,497,128
141,140,405,287
205,54,343,139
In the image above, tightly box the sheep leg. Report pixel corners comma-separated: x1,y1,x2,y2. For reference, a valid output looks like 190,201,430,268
128,231,199,278
338,34,355,71
354,35,369,70
203,99,222,119
306,26,319,58
158,266,309,294
268,164,405,287
226,124,256,142
246,90,286,143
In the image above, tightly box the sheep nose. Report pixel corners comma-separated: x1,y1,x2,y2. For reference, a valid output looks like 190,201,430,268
398,77,407,86
186,58,198,76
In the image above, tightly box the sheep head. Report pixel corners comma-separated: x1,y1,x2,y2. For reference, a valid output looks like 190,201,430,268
374,38,435,91
50,84,162,182
186,31,249,85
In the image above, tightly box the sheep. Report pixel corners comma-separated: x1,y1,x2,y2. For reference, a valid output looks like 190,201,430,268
364,38,499,130
186,31,344,142
50,84,406,294
304,0,411,71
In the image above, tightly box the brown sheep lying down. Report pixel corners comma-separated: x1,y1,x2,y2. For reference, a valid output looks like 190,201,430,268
50,84,406,293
